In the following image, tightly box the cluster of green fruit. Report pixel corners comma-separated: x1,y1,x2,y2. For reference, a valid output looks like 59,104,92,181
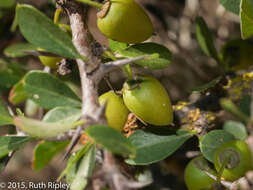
38,0,153,68
99,75,173,131
184,140,253,190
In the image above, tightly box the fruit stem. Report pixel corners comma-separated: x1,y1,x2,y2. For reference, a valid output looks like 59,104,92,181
54,8,62,24
75,0,103,9
122,64,133,80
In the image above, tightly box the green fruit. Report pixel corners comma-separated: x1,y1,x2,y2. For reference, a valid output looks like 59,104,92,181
221,39,253,71
99,91,129,131
122,75,173,126
184,156,216,190
97,0,153,44
214,140,253,181
37,48,62,69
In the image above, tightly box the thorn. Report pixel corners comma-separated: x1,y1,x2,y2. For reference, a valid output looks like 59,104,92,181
62,126,82,161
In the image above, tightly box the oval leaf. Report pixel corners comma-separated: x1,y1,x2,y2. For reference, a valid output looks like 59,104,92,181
0,60,24,89
70,145,96,190
58,143,93,182
24,71,81,109
196,17,219,62
119,43,172,69
86,125,136,156
199,129,235,162
220,98,250,123
126,129,193,165
240,0,253,39
4,43,37,57
0,136,32,158
109,39,128,53
220,0,240,15
16,4,81,59
8,79,28,105
33,140,69,171
0,99,13,126
223,120,247,140
43,107,81,123
239,95,251,117
14,116,84,138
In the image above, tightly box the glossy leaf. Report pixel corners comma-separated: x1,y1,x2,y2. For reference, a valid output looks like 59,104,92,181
43,107,81,123
196,17,219,62
24,71,81,109
86,125,136,156
119,43,172,69
220,98,250,123
240,0,253,39
239,95,251,117
0,136,32,158
70,145,96,190
14,116,84,138
219,0,240,14
16,4,81,59
199,130,235,162
4,43,37,57
109,39,128,53
33,140,69,171
0,99,13,126
58,143,93,182
0,59,24,89
223,120,247,140
0,0,15,8
191,76,222,93
126,129,193,165
8,79,28,105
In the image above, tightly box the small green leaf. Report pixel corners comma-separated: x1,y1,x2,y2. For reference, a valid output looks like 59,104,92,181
33,140,69,171
70,145,96,190
240,0,253,39
0,0,16,8
196,17,219,62
220,98,250,123
0,155,11,171
126,129,193,165
9,79,28,105
109,39,128,53
58,143,92,182
86,125,136,156
223,120,247,140
4,43,37,57
0,99,13,126
0,59,24,89
199,130,235,162
220,0,240,14
0,136,32,158
14,116,84,138
239,95,251,116
24,71,81,109
191,76,222,93
16,4,81,59
43,107,81,123
119,43,172,69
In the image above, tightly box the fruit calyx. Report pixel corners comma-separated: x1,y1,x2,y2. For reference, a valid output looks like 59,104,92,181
97,1,111,18
218,148,240,169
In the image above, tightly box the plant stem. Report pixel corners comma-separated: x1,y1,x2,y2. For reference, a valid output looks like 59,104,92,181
54,8,62,24
75,0,103,9
104,51,134,80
